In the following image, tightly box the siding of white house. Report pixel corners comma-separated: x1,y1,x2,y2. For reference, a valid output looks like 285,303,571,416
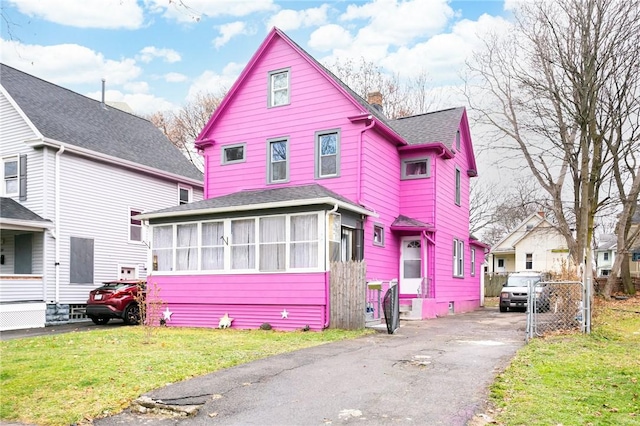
43,151,203,304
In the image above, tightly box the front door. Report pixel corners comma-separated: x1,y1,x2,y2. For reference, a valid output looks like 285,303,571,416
400,237,422,295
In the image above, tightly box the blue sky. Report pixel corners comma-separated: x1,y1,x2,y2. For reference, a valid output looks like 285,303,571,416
1,0,514,115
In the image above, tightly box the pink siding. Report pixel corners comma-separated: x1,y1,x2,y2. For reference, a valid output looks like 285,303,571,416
360,132,401,282
148,272,328,331
200,37,366,200
430,110,481,311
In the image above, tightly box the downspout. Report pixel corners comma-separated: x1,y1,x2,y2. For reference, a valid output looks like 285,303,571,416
357,117,375,205
324,204,339,328
54,144,65,303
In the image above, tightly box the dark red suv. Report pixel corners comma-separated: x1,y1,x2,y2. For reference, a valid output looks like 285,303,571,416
86,280,145,325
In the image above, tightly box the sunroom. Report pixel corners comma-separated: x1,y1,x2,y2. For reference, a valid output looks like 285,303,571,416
136,184,373,330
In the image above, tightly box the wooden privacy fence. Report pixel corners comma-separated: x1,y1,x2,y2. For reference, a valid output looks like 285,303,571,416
485,273,509,297
329,261,367,330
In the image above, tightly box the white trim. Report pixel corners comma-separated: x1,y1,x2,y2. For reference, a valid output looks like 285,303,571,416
178,184,193,205
136,197,377,220
128,207,144,243
1,156,19,197
24,137,203,187
0,218,53,231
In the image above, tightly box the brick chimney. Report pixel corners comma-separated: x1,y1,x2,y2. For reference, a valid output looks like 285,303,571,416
538,211,545,218
367,91,383,112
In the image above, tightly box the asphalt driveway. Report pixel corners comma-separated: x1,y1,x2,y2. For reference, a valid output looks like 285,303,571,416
94,307,526,426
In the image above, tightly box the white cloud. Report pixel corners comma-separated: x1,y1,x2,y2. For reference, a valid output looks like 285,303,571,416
0,39,142,86
186,62,243,100
6,0,144,29
213,21,252,49
266,4,329,31
138,46,182,63
85,89,176,115
123,81,150,94
380,14,512,82
147,0,276,23
308,25,353,52
341,0,454,45
164,72,188,83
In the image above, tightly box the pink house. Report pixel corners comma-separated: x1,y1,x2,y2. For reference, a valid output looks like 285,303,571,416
138,28,487,330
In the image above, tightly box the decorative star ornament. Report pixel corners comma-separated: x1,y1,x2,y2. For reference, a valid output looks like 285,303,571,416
281,309,289,319
219,313,234,329
162,307,173,321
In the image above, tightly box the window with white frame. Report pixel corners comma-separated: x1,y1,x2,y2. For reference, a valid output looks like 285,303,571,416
373,224,384,247
153,226,174,271
455,167,461,206
401,158,430,180
316,130,340,178
453,238,464,277
268,139,289,183
176,223,198,271
471,248,476,276
269,69,290,107
603,252,609,261
525,253,533,270
202,221,225,270
129,209,143,242
259,216,286,271
179,186,192,205
231,219,256,270
3,156,18,196
222,143,246,165
150,213,321,273
497,258,505,268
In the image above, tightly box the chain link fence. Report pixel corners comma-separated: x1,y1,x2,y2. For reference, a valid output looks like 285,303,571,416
526,281,585,341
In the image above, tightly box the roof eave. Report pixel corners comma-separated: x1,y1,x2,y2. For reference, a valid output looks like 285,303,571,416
137,196,378,221
0,218,54,231
25,137,203,187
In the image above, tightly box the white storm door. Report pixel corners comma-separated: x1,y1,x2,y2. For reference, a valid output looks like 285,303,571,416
400,237,422,295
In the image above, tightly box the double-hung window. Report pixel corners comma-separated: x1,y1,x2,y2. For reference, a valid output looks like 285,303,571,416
3,157,18,196
455,167,461,206
525,253,533,270
268,139,289,183
269,69,290,107
179,185,192,205
471,248,476,276
316,130,340,178
453,238,464,277
129,209,143,242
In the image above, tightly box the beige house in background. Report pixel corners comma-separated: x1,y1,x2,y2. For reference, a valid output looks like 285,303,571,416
487,213,570,275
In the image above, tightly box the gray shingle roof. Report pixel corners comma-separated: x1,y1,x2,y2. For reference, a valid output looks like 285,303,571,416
1,63,203,182
596,234,617,250
388,107,465,146
391,215,432,229
0,197,51,224
142,183,365,217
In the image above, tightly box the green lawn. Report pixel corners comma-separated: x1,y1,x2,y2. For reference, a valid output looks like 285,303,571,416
0,326,370,425
490,296,640,425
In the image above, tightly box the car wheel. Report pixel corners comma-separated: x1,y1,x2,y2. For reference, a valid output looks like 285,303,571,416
499,306,507,312
124,303,140,325
91,316,110,325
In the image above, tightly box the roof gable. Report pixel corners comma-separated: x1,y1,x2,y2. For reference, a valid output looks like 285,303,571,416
491,213,550,251
1,63,202,182
196,27,404,146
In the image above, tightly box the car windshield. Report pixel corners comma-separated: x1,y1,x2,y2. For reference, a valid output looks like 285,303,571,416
505,276,540,287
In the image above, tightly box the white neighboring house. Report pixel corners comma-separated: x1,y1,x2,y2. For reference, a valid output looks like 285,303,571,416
487,212,570,275
0,64,203,331
595,234,616,277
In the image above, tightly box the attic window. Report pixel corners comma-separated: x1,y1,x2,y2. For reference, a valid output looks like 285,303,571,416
526,224,534,231
455,130,461,151
222,143,246,165
269,68,290,107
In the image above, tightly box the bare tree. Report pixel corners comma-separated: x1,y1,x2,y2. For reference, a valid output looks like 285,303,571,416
149,91,225,172
466,0,640,296
324,58,438,118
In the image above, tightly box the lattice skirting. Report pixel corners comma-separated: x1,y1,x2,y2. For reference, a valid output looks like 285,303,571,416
0,302,46,331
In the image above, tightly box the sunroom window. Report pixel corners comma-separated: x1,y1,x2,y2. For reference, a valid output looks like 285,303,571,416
176,223,198,271
231,219,256,269
153,226,173,271
290,214,318,268
202,221,224,270
259,216,286,271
